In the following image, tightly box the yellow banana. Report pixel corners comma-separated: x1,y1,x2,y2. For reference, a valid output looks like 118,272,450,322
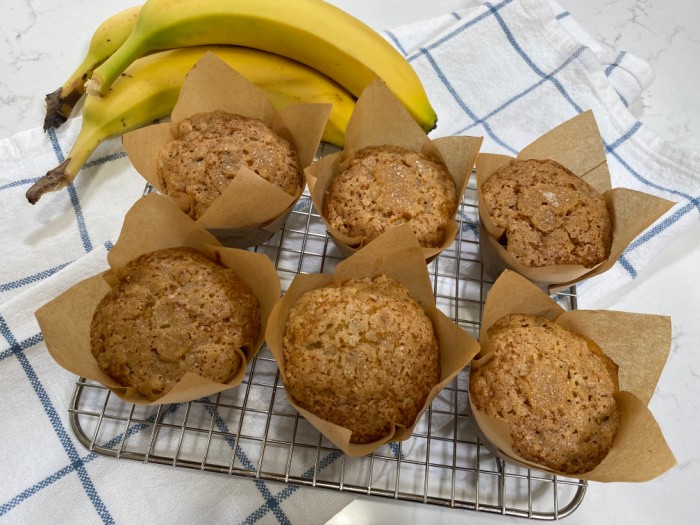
85,0,437,132
44,5,141,131
27,46,354,204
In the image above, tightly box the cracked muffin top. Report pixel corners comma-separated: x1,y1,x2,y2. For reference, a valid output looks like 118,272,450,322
323,145,457,248
282,274,440,444
470,313,620,474
157,110,302,219
90,247,260,401
481,159,612,268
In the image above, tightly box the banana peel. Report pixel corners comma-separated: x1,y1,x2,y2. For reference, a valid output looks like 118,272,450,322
29,46,355,204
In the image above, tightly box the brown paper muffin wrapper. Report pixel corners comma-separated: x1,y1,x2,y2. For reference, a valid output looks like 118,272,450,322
265,224,481,457
122,51,331,248
35,193,281,405
306,79,483,261
469,270,676,481
476,110,675,293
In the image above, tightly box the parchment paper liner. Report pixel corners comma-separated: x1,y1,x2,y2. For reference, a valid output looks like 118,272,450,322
265,225,481,457
468,270,676,481
122,51,331,248
476,110,675,293
306,79,483,261
35,193,281,405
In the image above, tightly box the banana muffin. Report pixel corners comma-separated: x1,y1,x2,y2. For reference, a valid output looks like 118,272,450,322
158,110,302,219
90,247,261,401
282,275,440,444
323,145,457,248
470,314,620,474
481,159,612,268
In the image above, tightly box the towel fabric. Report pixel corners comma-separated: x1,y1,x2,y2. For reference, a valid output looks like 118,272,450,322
1,1,698,523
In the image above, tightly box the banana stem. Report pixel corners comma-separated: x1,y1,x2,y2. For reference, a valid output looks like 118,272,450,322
43,82,84,131
26,127,104,204
43,6,142,126
26,160,72,204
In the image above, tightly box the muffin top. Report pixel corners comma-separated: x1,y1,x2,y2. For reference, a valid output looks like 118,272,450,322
282,274,440,444
481,159,612,268
90,247,261,401
157,110,302,219
470,313,620,474
323,145,457,248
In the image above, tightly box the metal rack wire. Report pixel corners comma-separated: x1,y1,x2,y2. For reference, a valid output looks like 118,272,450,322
68,150,586,520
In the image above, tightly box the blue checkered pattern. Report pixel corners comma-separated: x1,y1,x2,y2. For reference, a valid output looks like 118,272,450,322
1,1,698,523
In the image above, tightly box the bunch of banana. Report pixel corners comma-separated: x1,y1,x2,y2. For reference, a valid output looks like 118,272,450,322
43,5,141,130
33,0,437,203
84,0,436,130
27,46,355,204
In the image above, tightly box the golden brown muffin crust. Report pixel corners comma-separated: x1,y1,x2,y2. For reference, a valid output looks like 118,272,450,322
158,110,302,219
481,159,612,268
469,313,620,474
90,247,261,401
282,275,440,443
323,145,457,248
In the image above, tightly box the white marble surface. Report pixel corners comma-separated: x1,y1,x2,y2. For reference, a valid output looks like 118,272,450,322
0,1,698,524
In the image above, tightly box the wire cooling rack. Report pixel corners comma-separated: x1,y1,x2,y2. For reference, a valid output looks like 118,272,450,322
68,147,586,520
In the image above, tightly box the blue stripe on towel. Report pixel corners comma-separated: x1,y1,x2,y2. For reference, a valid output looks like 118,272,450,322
408,0,513,60
605,52,626,77
0,316,114,524
489,2,583,113
242,450,345,525
0,261,72,293
481,11,693,280
0,404,178,518
618,254,638,278
204,404,294,525
626,201,698,253
0,332,43,362
47,128,93,254
605,141,700,210
384,30,408,57
456,46,586,136
461,217,480,236
419,47,518,154
0,459,98,517
0,177,41,191
84,151,127,169
606,121,642,151
241,450,345,525
405,0,518,153
603,127,699,277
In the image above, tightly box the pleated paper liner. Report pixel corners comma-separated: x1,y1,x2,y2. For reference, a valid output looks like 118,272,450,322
305,79,483,261
476,110,675,293
265,225,481,457
36,193,281,405
469,270,676,482
123,51,331,248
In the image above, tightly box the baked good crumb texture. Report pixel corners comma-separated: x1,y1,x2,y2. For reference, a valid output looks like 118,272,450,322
158,110,302,219
90,247,261,401
481,159,612,268
323,145,457,248
282,275,440,444
470,313,620,474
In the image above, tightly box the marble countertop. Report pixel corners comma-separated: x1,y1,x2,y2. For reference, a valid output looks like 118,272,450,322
1,1,698,524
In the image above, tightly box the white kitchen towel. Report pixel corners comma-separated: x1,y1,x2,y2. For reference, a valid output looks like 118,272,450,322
0,121,144,305
387,0,699,306
1,1,699,524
